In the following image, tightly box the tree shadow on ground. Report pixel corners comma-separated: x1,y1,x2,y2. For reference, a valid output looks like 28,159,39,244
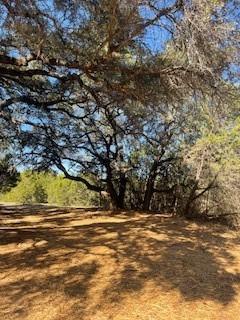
0,205,240,319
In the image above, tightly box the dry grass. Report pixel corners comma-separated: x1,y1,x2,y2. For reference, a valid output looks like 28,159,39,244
0,204,240,320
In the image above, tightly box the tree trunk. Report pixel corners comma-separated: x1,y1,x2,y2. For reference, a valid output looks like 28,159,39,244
184,181,199,218
107,180,120,210
118,172,127,209
184,151,205,218
106,177,126,210
142,160,158,210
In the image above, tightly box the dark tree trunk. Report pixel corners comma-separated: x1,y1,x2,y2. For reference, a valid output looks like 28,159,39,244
106,171,127,210
184,177,217,218
105,163,119,209
107,180,119,209
118,172,127,209
142,160,159,210
184,181,199,218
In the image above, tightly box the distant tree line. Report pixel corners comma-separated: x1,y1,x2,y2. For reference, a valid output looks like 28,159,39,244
0,171,98,206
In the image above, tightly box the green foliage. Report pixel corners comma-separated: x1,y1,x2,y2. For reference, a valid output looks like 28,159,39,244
0,171,98,206
181,116,240,219
0,171,47,204
46,175,98,206
0,154,20,193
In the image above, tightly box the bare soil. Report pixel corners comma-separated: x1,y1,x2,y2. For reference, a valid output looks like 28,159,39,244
0,204,240,320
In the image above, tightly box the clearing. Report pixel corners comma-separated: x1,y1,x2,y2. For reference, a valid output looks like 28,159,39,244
0,204,240,320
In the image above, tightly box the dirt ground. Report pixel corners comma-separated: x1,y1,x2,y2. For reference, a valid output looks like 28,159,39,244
0,204,240,320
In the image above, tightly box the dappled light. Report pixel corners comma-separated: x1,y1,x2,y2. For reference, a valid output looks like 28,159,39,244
1,205,240,320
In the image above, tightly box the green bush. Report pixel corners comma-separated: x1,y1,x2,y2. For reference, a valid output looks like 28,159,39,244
0,171,98,206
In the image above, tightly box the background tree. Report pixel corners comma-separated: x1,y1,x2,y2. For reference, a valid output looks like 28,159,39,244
0,171,98,206
182,115,240,219
0,154,20,194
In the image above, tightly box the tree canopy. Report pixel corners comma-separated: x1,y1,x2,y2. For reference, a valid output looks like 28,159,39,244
0,0,239,216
